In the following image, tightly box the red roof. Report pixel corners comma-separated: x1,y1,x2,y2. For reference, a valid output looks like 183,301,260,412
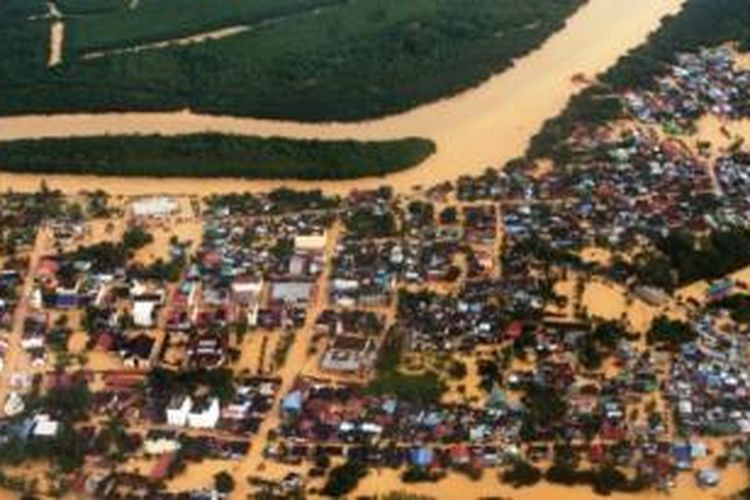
96,332,115,351
150,453,175,480
506,321,523,339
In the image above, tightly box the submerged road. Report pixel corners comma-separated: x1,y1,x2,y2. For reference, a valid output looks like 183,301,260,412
0,0,685,195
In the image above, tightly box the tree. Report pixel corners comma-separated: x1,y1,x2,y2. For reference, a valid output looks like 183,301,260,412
122,226,153,251
501,460,542,488
214,471,235,494
321,460,367,497
647,316,695,347
447,359,468,380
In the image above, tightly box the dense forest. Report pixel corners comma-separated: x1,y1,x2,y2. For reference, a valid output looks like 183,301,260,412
63,0,345,54
527,0,750,160
0,0,584,121
0,134,435,180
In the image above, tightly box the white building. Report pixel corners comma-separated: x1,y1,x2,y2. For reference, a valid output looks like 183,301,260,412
131,196,179,219
187,398,221,429
133,300,157,328
32,414,60,437
166,395,192,427
166,395,221,429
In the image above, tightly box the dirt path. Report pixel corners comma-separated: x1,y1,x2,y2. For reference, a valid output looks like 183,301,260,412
0,0,685,195
46,2,65,67
48,20,64,67
82,25,250,60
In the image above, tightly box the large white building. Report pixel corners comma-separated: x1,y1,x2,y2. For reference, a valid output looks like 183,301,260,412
187,398,220,429
131,196,180,219
165,395,221,429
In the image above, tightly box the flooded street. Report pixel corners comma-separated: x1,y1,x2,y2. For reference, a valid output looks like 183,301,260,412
0,0,684,194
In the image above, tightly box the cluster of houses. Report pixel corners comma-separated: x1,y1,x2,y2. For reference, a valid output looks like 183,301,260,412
715,151,750,216
273,378,517,461
625,46,750,131
0,268,21,334
665,315,750,436
193,202,331,332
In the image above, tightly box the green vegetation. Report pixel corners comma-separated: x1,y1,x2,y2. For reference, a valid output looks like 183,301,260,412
64,0,343,54
647,316,696,348
321,459,368,497
576,321,634,371
501,460,542,488
709,294,750,323
519,383,567,440
213,471,235,494
345,207,398,239
528,0,750,160
634,228,750,289
367,370,445,405
0,0,584,120
147,367,236,402
545,464,652,495
0,380,93,473
0,134,435,180
368,325,446,404
0,0,48,18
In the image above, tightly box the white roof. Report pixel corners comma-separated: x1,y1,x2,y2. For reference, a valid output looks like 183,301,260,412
33,415,59,437
132,196,179,217
133,301,156,327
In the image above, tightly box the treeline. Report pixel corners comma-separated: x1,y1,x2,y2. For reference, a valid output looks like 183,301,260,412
527,0,750,161
0,0,584,121
633,228,750,290
0,134,435,180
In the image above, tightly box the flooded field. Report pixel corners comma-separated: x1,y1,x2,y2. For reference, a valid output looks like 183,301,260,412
0,0,685,195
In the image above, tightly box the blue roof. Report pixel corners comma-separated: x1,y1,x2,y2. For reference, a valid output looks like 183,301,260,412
381,399,397,415
282,391,303,413
56,294,78,308
410,447,434,467
673,443,691,462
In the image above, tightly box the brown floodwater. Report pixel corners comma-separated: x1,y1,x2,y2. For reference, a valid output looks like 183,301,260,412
0,0,685,195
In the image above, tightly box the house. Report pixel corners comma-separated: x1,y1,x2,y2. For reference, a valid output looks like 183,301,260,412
133,301,157,328
120,334,156,369
186,334,227,369
294,234,327,253
232,278,263,327
32,414,60,438
696,468,720,488
270,282,315,306
187,398,221,429
132,289,164,328
144,430,181,455
150,453,175,481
